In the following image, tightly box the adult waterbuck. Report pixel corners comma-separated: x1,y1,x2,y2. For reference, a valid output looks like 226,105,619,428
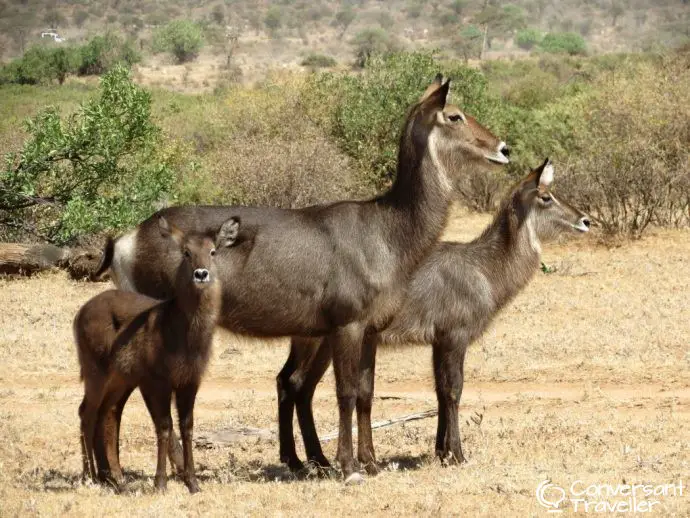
93,75,510,483
275,159,590,471
75,216,240,493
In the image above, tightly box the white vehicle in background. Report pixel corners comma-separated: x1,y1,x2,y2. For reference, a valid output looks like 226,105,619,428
41,30,66,43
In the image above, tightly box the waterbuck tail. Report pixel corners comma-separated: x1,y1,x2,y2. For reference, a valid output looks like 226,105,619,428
92,237,115,280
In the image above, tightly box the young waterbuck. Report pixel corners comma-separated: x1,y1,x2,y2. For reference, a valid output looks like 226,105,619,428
276,159,590,471
75,216,240,493
93,75,509,483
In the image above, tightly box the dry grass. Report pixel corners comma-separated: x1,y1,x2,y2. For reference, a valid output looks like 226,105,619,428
0,208,688,516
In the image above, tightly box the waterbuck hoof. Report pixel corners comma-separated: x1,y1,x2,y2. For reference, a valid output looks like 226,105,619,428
344,472,365,486
185,479,201,494
362,462,379,476
154,477,168,492
284,458,306,473
441,452,466,466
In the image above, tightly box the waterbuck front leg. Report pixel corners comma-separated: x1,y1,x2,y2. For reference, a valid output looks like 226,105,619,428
277,342,306,472
175,384,201,493
330,323,365,484
356,334,379,475
294,337,333,470
433,335,468,465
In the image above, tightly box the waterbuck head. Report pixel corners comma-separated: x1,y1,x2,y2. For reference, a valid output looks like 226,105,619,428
510,158,590,248
402,74,509,188
158,216,240,289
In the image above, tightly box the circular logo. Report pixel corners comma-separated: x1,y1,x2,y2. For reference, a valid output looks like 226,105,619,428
536,480,566,513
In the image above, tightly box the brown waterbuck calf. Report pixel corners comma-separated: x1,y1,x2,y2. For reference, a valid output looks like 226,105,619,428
276,159,590,471
75,216,240,493
93,75,510,483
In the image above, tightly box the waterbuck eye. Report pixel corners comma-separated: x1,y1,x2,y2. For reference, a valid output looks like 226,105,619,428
540,195,553,203
448,114,464,123
183,249,191,258
210,249,216,257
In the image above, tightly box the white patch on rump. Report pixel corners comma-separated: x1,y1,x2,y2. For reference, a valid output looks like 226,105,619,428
111,229,138,291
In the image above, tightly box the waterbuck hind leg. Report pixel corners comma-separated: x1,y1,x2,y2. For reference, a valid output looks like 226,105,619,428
294,337,333,470
98,387,135,487
330,324,365,483
435,337,468,465
432,347,448,458
277,342,305,472
356,336,379,475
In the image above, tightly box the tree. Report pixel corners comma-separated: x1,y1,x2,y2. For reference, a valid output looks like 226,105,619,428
515,27,543,50
474,4,526,49
264,6,282,33
0,66,176,243
450,0,467,16
211,4,225,25
334,7,356,38
153,20,205,63
454,24,483,60
44,10,67,29
73,9,89,28
540,32,586,55
352,28,399,67
609,1,624,27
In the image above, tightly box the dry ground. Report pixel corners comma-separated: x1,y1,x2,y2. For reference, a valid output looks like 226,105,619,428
0,209,688,517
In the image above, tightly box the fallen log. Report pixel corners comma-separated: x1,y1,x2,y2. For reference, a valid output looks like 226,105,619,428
0,242,106,280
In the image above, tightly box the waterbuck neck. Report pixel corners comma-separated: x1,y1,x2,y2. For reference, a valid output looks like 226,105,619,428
171,273,221,348
381,126,453,264
472,203,542,309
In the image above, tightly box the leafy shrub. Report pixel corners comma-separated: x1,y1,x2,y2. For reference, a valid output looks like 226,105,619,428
0,66,180,243
515,27,542,50
303,52,499,189
73,9,89,28
78,33,141,75
558,56,690,237
454,24,483,60
265,6,282,32
540,32,587,55
0,45,80,85
301,53,337,68
352,28,400,68
153,20,205,63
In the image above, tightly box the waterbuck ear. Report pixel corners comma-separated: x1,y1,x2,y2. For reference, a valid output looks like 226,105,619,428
158,216,184,245
217,217,241,248
419,73,444,102
421,79,450,112
537,158,554,189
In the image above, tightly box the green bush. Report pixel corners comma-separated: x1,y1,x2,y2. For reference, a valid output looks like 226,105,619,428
0,45,80,85
78,33,141,75
303,52,498,188
265,6,283,32
352,28,400,68
0,66,180,243
153,20,205,63
301,53,337,68
540,32,587,55
515,28,543,50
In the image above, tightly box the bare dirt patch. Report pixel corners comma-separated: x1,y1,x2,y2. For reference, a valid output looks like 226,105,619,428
0,208,688,516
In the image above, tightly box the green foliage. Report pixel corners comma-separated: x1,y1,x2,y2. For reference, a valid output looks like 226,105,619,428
0,66,178,243
352,28,400,67
78,33,141,75
0,45,84,85
454,24,483,60
334,7,356,34
264,6,283,32
153,20,205,63
515,27,543,50
304,52,495,188
540,32,587,55
301,53,337,68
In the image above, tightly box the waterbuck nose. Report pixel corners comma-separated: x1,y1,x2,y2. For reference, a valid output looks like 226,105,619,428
194,269,209,282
